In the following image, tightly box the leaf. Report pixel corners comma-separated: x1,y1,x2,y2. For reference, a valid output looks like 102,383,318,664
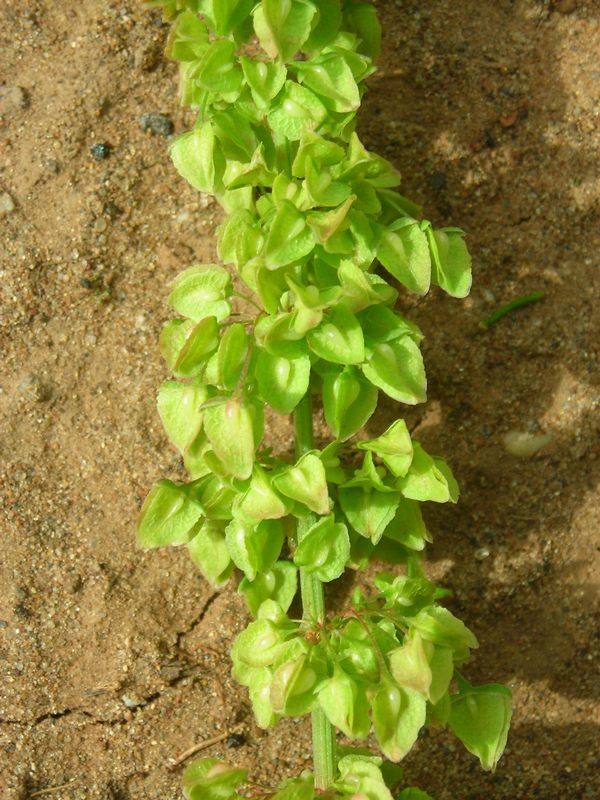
238,466,289,520
195,39,243,97
272,453,330,515
430,229,472,298
449,678,512,771
240,57,287,108
171,317,219,378
318,665,370,739
397,790,434,800
358,419,414,477
397,444,459,504
167,11,209,62
170,123,225,194
342,1,381,58
253,0,316,62
268,82,328,141
377,222,431,295
239,561,298,616
183,758,248,800
307,305,364,365
217,323,249,390
264,200,315,269
410,607,478,661
187,520,233,586
203,397,256,480
225,517,284,580
138,480,203,548
157,378,207,453
383,499,429,552
371,680,427,762
295,53,360,113
169,264,232,322
255,349,310,414
361,338,426,405
322,367,378,440
218,210,263,269
389,633,433,696
359,305,422,344
294,515,350,582
338,486,401,544
270,654,319,716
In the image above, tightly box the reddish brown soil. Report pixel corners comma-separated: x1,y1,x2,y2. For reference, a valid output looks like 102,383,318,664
1,1,598,798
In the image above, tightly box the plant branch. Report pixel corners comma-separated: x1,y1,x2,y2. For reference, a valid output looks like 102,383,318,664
294,392,336,790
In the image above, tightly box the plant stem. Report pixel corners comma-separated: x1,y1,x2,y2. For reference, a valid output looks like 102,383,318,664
294,393,336,791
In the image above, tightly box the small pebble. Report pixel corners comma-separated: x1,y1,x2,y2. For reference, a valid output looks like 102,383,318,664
18,374,51,402
0,85,29,114
46,159,60,174
503,431,553,458
140,112,174,137
475,547,491,561
93,217,107,233
91,143,111,160
226,732,246,748
121,694,146,709
0,192,16,216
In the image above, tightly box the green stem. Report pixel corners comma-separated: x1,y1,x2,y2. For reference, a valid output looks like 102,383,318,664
294,393,336,791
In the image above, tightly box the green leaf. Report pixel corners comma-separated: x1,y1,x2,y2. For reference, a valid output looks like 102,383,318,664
271,776,315,800
338,486,401,544
449,678,512,771
198,0,255,36
338,260,397,313
384,499,429,552
170,123,225,194
294,515,350,582
168,264,232,322
389,633,433,696
225,517,284,580
358,419,414,477
264,200,315,269
359,305,422,344
292,130,345,177
270,654,319,715
218,210,264,273
195,39,243,97
397,790,434,800
397,444,459,504
257,313,308,359
253,0,316,62
361,337,426,405
304,158,351,208
318,665,370,739
157,378,207,453
377,222,431,295
268,82,328,141
307,194,355,243
239,561,298,616
342,1,381,58
307,305,364,365
272,453,330,515
241,57,287,108
295,53,360,113
203,397,256,480
255,349,311,414
167,11,209,62
322,367,378,440
217,323,249,390
187,520,233,586
138,480,203,548
160,316,219,379
430,228,472,298
238,466,289,520
410,607,478,661
371,680,427,762
183,757,248,800
303,0,342,52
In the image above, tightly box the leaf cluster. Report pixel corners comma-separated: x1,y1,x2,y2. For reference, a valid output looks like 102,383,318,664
231,576,511,771
138,0,511,791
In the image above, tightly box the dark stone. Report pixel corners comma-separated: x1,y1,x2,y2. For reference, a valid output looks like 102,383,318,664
429,171,447,190
226,732,246,748
140,112,174,137
91,143,111,160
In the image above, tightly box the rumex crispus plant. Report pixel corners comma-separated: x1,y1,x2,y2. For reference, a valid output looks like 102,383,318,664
138,2,512,798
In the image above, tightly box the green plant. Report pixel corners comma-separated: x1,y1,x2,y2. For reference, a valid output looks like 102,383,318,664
138,2,512,798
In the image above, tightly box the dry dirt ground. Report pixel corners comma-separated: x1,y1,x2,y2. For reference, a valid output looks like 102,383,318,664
1,1,599,798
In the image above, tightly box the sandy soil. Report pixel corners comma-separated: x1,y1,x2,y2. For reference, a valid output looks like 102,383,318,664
1,1,599,798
